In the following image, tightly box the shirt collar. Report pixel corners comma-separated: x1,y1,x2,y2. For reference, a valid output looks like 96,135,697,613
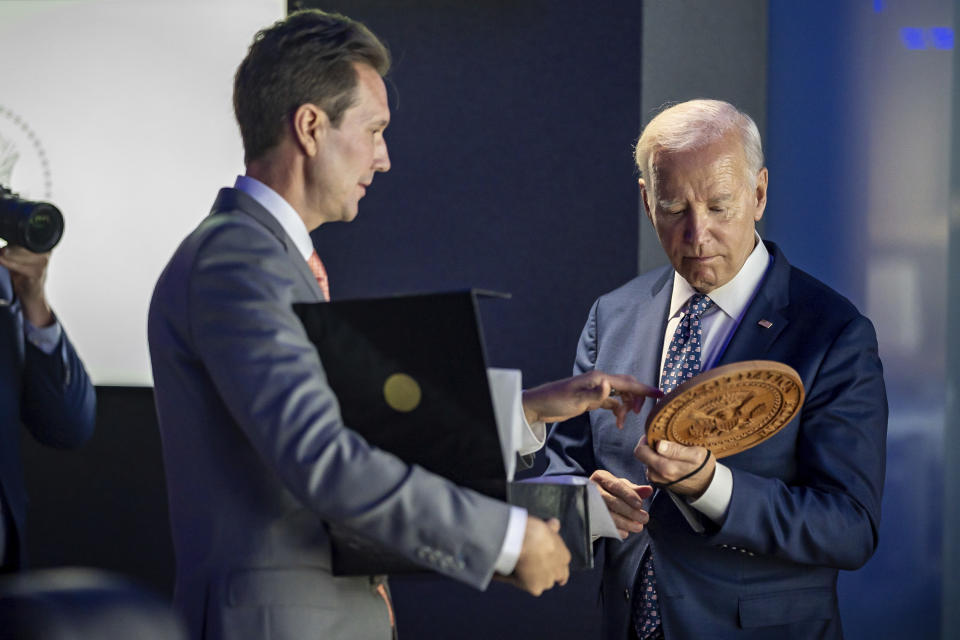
668,231,770,319
234,175,315,261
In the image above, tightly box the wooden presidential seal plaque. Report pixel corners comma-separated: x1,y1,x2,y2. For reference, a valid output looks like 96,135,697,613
645,360,805,458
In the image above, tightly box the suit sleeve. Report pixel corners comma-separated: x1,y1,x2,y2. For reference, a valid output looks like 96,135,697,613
186,222,511,588
20,326,96,449
708,315,887,570
542,299,601,477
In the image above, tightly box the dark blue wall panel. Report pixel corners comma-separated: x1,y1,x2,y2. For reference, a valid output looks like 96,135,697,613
306,0,642,391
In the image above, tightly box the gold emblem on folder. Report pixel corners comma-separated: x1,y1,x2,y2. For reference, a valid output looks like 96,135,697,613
383,373,422,412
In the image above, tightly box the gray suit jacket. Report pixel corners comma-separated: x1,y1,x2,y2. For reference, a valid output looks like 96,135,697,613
545,242,887,639
148,188,512,640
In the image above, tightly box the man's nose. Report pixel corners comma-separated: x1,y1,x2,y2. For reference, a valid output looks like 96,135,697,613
374,139,390,173
683,207,711,245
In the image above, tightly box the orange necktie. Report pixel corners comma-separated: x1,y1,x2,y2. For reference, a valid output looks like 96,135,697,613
307,250,330,300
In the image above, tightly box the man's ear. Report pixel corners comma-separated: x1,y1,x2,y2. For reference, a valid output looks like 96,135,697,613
639,178,654,224
753,167,768,222
292,103,328,157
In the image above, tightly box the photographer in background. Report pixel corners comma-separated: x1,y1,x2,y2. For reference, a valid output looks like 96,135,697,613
0,190,95,572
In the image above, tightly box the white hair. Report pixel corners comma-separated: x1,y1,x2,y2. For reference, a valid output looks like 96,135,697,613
634,99,764,190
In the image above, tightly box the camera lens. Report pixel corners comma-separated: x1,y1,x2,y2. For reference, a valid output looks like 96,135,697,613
0,189,64,253
23,204,63,252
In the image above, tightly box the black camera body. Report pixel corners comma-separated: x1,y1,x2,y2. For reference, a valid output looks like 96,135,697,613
0,186,64,253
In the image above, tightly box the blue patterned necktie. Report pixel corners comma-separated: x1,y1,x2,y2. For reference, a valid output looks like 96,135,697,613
660,293,714,394
634,293,714,639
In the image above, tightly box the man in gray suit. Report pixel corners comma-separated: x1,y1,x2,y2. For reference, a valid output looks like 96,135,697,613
148,9,658,640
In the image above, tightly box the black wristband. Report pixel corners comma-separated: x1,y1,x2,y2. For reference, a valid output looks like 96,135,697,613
656,449,713,490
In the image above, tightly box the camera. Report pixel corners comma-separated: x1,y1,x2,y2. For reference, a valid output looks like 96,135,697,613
0,185,64,253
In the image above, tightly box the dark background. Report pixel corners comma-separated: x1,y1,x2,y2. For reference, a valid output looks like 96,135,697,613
305,0,645,390
18,1,954,639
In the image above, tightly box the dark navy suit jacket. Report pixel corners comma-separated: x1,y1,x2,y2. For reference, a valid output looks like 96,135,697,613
545,242,887,640
0,265,95,570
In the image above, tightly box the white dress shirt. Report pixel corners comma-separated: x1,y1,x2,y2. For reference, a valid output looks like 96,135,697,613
233,176,530,574
659,233,771,525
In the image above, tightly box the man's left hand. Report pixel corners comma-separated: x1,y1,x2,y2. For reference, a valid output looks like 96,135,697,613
522,370,662,429
0,246,54,327
633,435,715,499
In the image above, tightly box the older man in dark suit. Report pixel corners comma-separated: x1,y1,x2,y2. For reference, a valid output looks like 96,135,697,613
0,246,95,572
544,99,888,639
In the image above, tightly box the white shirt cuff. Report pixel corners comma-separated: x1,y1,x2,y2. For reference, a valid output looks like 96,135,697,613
24,317,61,355
494,506,528,575
687,462,733,524
487,368,547,480
517,411,546,456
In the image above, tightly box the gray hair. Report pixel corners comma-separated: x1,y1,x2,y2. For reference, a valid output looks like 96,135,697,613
634,99,763,191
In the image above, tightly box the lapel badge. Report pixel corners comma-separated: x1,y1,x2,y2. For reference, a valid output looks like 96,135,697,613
758,319,773,329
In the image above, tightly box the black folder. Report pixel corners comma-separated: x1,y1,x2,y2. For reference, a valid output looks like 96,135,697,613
506,481,593,570
293,290,593,575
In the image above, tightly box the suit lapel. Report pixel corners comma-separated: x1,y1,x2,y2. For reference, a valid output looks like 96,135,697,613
717,241,791,365
637,269,673,389
641,271,679,514
0,267,24,385
210,188,326,302
602,268,672,445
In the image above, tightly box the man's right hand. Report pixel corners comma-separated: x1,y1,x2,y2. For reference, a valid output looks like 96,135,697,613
0,246,54,328
505,516,571,596
589,469,652,538
522,370,662,429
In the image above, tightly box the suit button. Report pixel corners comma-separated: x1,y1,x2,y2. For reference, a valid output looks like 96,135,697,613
624,589,630,601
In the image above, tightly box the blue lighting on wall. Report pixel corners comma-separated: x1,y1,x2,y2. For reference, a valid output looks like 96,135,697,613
901,27,926,49
899,27,954,51
930,27,954,50
873,0,884,13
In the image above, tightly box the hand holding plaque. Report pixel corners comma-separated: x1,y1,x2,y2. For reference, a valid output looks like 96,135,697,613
644,360,805,458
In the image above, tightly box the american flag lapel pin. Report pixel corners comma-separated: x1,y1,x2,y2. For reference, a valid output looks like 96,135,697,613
758,319,773,329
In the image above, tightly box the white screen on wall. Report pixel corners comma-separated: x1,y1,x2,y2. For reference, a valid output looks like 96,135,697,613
0,0,285,385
